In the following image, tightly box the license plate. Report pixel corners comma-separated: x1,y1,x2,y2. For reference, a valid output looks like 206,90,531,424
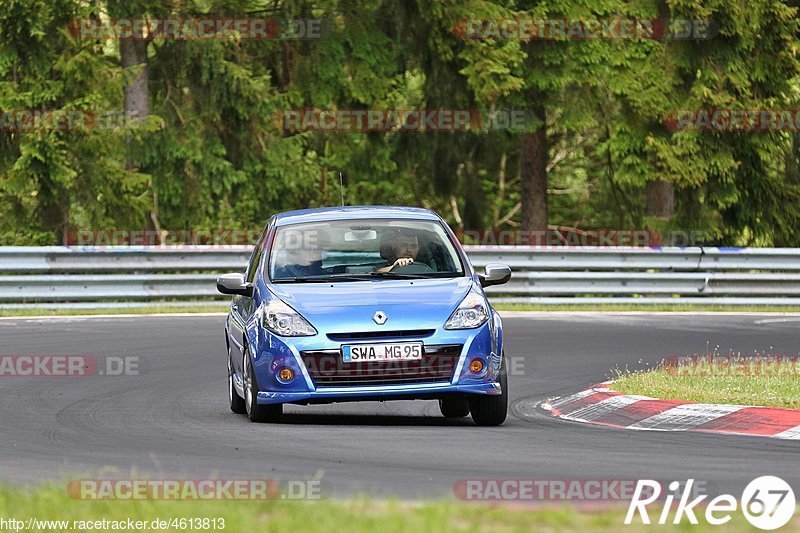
342,342,423,363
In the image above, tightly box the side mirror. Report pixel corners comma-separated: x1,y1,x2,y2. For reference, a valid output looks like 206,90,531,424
216,273,252,297
479,263,511,288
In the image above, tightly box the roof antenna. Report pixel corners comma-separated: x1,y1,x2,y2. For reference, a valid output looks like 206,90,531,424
339,172,345,206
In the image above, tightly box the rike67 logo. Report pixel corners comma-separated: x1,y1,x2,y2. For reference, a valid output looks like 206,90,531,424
626,476,796,530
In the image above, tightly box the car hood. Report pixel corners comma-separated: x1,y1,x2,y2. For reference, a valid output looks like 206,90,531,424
268,277,474,334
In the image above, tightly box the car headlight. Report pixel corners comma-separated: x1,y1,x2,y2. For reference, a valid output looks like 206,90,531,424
263,299,317,337
445,291,489,330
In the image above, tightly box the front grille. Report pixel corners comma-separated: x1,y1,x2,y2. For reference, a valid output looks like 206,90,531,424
300,344,463,387
327,329,435,341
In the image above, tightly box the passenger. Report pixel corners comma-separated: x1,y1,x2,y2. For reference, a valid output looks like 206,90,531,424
273,230,328,279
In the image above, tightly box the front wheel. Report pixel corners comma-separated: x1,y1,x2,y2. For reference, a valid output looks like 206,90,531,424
468,356,508,426
439,398,470,418
228,346,246,414
243,348,283,423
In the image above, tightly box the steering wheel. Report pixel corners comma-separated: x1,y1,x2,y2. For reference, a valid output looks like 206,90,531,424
391,262,435,274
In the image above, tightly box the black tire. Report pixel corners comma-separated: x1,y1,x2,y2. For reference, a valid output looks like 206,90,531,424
439,398,470,418
468,356,508,426
243,348,283,423
228,346,246,414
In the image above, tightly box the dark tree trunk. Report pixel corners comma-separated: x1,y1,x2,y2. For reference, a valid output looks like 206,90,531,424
645,181,675,218
520,102,548,230
119,38,159,239
786,133,800,185
645,1,676,221
38,179,69,244
120,39,149,121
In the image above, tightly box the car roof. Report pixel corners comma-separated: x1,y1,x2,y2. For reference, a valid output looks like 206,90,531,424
273,206,441,226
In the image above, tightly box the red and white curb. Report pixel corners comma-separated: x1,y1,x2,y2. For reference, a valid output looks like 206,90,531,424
541,382,800,440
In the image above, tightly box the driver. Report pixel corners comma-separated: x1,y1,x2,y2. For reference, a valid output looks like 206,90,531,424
377,229,420,272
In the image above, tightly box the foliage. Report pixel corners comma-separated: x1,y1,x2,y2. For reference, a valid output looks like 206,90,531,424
0,0,798,245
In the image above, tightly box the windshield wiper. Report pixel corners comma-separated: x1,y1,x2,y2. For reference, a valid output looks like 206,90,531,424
273,272,432,283
367,271,429,279
272,273,374,283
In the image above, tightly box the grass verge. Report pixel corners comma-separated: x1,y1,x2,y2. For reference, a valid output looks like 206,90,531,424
0,485,788,532
612,357,800,409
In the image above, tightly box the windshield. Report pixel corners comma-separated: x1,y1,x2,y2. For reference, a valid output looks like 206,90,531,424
268,219,464,282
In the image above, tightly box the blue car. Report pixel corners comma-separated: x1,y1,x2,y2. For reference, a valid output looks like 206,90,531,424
217,206,511,425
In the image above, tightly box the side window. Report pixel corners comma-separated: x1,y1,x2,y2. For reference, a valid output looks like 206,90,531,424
245,219,273,283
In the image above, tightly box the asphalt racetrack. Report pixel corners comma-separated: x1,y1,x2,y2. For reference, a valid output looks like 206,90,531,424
0,313,797,499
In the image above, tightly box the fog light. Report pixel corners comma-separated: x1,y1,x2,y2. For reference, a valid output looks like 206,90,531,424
469,359,484,374
277,368,294,382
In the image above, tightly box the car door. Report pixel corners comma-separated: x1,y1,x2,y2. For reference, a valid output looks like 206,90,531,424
228,218,272,376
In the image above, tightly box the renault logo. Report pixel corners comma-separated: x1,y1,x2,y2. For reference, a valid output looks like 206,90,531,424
373,311,388,325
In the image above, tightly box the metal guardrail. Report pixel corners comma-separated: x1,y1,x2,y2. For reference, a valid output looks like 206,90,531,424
0,246,799,307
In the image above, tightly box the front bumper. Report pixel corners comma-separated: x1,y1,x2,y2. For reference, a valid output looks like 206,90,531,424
257,381,501,405
251,317,503,405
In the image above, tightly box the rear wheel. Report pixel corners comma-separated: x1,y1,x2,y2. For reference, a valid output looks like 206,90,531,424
439,398,470,418
228,346,246,414
243,348,283,423
468,355,508,426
